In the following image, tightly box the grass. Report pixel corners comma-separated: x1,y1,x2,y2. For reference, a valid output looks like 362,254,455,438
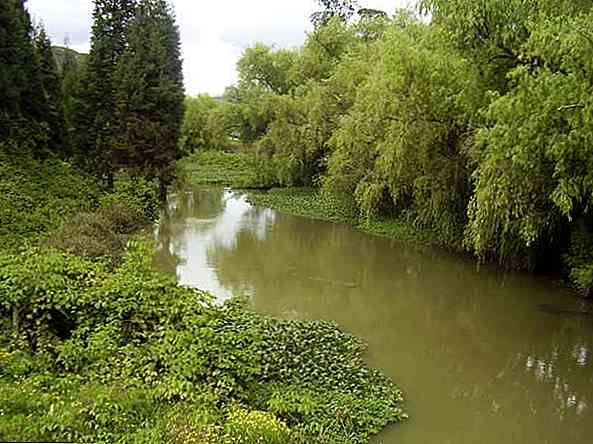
247,187,464,252
183,150,262,188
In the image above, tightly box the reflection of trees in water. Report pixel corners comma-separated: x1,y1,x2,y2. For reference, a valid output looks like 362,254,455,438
205,204,593,440
519,341,591,419
154,187,225,276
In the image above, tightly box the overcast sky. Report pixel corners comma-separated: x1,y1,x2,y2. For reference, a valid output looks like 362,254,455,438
27,0,411,96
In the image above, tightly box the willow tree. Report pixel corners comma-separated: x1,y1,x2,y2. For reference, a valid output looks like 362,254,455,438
466,10,593,283
419,0,593,91
324,18,485,243
112,0,185,200
180,95,227,154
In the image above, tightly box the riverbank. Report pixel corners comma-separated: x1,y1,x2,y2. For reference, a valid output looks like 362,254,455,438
156,185,593,444
0,150,406,443
182,150,261,188
184,151,464,252
183,151,593,298
246,187,465,253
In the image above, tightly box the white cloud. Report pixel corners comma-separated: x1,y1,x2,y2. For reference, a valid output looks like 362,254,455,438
26,0,411,96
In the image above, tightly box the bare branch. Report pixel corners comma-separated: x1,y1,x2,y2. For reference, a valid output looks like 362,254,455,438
557,104,585,112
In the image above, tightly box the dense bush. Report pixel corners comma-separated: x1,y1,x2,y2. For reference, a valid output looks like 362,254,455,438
45,203,149,266
99,177,160,221
0,147,99,251
180,95,229,153
0,241,406,443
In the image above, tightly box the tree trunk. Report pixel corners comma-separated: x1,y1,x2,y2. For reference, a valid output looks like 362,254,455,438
159,176,168,202
107,171,114,191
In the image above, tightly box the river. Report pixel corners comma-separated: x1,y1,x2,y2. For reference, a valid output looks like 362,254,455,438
154,187,593,444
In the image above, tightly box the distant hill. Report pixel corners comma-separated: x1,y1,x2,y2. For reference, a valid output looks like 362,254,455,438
51,46,87,70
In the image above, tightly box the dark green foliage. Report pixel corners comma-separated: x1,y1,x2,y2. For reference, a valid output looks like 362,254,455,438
34,26,65,152
56,42,86,161
112,0,185,199
0,0,51,149
84,0,137,181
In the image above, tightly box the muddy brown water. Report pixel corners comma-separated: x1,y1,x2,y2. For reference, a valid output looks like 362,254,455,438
154,187,593,444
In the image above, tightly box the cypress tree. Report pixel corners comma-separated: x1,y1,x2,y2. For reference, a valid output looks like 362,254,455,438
113,0,184,200
0,0,49,149
60,39,81,159
34,25,65,152
84,0,137,185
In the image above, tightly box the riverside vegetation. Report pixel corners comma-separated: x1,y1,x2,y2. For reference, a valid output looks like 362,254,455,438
1,0,405,442
182,0,593,296
0,153,405,442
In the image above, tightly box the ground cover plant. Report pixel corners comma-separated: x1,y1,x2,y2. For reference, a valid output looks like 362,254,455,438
0,241,406,443
0,147,99,252
247,187,464,251
183,151,263,188
0,155,407,441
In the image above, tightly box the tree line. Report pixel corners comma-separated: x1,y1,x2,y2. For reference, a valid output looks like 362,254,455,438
0,0,184,200
185,0,593,295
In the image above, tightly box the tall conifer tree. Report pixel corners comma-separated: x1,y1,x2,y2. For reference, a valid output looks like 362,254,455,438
84,0,137,184
34,25,65,152
60,39,83,159
0,0,49,149
113,0,184,200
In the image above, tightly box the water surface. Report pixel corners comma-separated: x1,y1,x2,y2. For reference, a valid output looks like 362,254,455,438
155,187,593,444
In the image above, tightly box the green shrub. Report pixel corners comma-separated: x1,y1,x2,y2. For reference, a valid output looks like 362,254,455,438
0,149,99,251
100,177,160,221
222,408,292,444
45,203,149,266
0,241,405,443
565,225,593,296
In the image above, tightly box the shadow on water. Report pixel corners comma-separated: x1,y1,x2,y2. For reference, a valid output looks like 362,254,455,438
154,187,593,444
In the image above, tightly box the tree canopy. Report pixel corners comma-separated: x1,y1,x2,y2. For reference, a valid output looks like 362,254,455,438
221,3,593,293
